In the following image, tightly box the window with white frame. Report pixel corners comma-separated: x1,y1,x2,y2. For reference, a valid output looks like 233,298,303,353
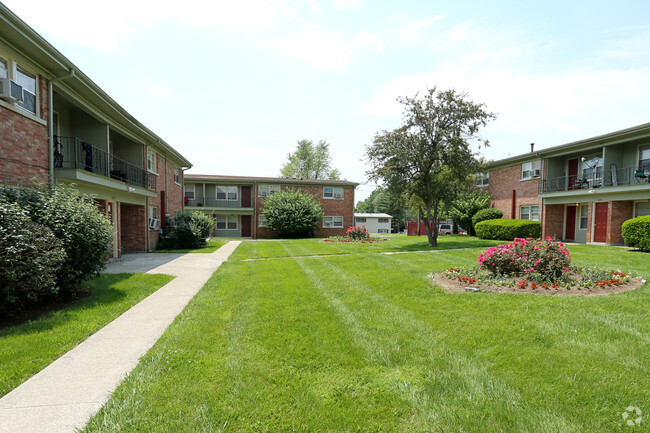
639,145,650,175
635,202,650,217
184,184,195,200
258,184,280,197
0,53,38,115
323,216,344,228
378,218,390,223
216,185,238,200
520,205,539,221
475,172,489,187
146,149,157,173
149,206,158,220
173,168,181,185
216,215,238,230
579,205,588,230
259,214,268,227
324,187,344,199
521,161,541,180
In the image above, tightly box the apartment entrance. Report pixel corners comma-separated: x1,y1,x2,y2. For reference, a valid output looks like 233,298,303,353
241,215,252,237
593,202,608,242
565,205,576,240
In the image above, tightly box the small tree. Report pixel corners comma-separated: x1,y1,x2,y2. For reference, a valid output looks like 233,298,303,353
448,192,493,236
262,188,324,237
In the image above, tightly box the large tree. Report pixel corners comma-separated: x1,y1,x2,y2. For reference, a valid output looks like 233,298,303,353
280,139,341,180
365,87,495,247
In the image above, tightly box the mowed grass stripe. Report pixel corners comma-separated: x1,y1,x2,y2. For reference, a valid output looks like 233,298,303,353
292,250,580,433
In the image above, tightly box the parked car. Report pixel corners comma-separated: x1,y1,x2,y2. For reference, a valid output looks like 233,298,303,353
458,227,467,235
438,223,453,235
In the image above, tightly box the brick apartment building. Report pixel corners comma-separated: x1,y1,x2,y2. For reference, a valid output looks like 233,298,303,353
482,123,650,245
183,174,358,238
0,4,191,256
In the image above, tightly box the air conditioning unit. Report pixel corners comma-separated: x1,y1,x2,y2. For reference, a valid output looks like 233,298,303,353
148,217,160,229
0,77,24,103
531,169,541,178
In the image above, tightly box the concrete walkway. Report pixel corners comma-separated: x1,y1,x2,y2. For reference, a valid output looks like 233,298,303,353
0,241,241,433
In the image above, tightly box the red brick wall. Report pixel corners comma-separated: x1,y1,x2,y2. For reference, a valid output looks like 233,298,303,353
0,75,50,184
144,151,184,248
255,184,356,239
608,200,634,245
488,164,542,219
121,204,147,252
542,204,564,240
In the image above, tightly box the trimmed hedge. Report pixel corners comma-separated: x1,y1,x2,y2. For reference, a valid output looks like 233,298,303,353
621,215,650,251
472,208,503,227
475,218,542,240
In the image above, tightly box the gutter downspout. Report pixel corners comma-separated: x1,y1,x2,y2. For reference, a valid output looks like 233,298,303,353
48,68,75,187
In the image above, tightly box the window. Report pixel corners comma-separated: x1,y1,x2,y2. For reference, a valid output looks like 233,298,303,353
216,186,238,200
579,205,588,230
378,228,390,234
146,149,157,173
520,205,539,221
323,216,344,228
521,161,541,179
258,184,280,197
635,202,650,217
355,217,367,223
259,214,268,227
378,218,390,223
639,145,650,175
324,187,344,199
149,206,158,220
0,54,38,115
173,168,181,185
216,215,238,230
184,184,195,200
475,172,489,187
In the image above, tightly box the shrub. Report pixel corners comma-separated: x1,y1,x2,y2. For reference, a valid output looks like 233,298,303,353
472,208,503,227
448,192,492,236
262,188,324,237
475,218,541,240
346,226,371,241
622,215,650,251
0,201,66,313
161,210,215,249
478,237,571,281
0,184,113,297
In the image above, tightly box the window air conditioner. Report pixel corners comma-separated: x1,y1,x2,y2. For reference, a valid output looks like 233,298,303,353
0,77,24,103
148,217,160,229
531,169,540,178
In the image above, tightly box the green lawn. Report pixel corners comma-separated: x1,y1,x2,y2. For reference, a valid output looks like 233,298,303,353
82,238,649,432
154,238,230,253
0,273,174,398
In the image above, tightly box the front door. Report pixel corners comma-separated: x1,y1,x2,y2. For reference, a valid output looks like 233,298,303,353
241,215,252,237
565,205,576,240
568,158,579,190
241,186,251,208
594,202,608,243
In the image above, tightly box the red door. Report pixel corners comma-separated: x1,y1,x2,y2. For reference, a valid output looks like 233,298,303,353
565,206,576,240
568,159,579,190
241,186,251,208
241,215,251,237
594,203,608,242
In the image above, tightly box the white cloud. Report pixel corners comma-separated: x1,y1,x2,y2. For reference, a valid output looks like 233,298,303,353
332,0,365,10
260,27,383,71
396,15,446,46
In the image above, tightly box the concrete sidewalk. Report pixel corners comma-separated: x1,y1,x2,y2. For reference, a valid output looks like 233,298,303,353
0,241,242,433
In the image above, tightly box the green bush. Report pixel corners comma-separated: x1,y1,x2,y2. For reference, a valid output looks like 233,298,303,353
0,201,66,313
0,184,113,297
475,218,542,240
262,188,324,237
472,208,503,227
621,215,650,251
160,210,216,249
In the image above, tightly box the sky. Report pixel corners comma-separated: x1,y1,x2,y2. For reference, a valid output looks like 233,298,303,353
4,0,650,202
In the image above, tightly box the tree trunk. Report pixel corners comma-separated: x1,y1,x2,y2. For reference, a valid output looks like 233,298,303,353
424,205,438,247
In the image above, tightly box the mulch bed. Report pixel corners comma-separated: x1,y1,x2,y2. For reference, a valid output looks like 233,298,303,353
430,272,646,296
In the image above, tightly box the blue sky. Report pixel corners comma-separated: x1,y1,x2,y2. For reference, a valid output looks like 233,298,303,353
5,0,650,201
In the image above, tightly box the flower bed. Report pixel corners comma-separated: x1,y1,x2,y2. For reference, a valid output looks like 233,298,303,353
322,235,388,243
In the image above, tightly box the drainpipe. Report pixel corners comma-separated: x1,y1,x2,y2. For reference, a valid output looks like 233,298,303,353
48,68,75,187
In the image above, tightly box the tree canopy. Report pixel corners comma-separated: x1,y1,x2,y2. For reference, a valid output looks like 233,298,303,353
365,87,495,247
280,139,341,180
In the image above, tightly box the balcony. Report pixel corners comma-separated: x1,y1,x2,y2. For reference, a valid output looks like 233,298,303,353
540,165,649,193
54,136,155,190
185,196,252,209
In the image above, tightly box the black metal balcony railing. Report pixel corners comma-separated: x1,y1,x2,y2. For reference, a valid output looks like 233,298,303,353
185,197,252,208
540,165,649,193
54,136,156,190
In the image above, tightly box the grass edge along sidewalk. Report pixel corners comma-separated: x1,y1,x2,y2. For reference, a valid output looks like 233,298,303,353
82,239,649,433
